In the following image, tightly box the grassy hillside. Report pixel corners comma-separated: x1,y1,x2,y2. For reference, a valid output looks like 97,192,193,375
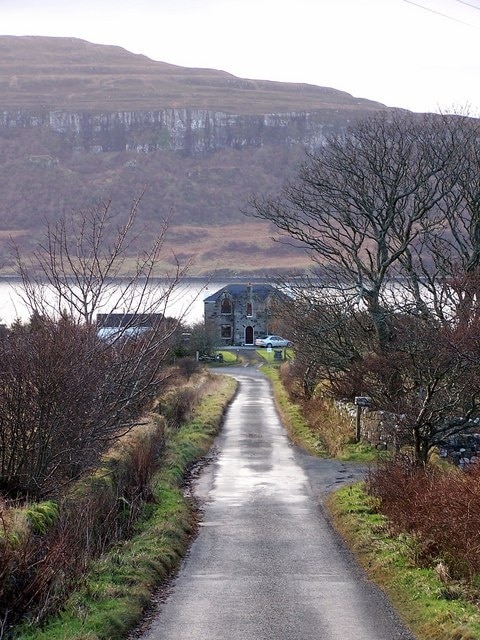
0,137,312,275
0,36,388,276
0,36,385,115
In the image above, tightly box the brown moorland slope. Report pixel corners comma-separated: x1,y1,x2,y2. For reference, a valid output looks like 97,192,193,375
0,36,389,276
0,35,386,114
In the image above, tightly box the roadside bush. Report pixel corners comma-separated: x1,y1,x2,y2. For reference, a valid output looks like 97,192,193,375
0,365,213,634
0,317,170,500
156,385,200,429
302,396,355,456
9,373,236,640
176,357,201,381
279,360,308,400
0,416,166,631
279,362,354,455
367,457,480,580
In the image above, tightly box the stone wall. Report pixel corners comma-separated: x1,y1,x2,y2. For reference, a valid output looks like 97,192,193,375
438,433,480,467
360,408,406,451
316,395,480,464
357,404,480,464
327,401,406,451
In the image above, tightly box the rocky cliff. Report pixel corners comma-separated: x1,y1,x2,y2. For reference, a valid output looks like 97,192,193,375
0,107,344,155
0,36,389,275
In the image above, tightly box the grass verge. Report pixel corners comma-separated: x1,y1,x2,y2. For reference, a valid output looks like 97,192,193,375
15,374,237,640
255,348,293,364
215,350,239,364
261,365,326,457
336,442,388,463
261,364,380,462
327,483,480,640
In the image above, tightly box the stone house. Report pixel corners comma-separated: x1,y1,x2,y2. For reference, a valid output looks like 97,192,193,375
204,283,279,346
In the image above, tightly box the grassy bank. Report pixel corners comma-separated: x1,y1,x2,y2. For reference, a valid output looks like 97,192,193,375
15,374,237,640
261,362,380,462
328,483,480,640
261,364,327,457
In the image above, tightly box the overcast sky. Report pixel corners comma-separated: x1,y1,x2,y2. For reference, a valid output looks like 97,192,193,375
2,0,480,114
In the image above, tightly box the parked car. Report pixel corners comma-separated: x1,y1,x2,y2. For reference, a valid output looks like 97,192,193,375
255,335,293,348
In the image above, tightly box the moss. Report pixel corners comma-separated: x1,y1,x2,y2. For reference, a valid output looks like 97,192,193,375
25,500,59,535
328,483,480,640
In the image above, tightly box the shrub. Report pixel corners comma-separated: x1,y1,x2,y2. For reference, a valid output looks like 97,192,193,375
0,318,171,500
279,362,354,455
0,416,166,630
156,386,200,429
367,457,480,581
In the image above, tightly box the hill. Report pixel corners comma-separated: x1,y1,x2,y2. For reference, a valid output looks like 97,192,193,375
0,36,389,276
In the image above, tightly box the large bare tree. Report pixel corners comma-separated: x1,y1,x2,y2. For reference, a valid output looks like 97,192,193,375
249,110,480,463
248,111,458,347
400,112,480,324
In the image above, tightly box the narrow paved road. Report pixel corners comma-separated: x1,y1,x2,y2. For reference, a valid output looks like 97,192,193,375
140,363,414,640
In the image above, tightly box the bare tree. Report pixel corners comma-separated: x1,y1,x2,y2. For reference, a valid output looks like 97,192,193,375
248,110,480,463
0,194,193,498
273,276,372,397
350,313,480,464
280,277,480,464
398,113,480,324
14,191,188,329
248,111,457,348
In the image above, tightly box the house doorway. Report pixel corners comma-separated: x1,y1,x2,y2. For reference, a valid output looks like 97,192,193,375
245,326,254,345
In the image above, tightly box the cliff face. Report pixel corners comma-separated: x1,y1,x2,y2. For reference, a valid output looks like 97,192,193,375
0,36,389,275
0,108,337,155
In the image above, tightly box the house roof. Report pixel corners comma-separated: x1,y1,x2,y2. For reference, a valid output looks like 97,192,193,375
96,313,164,328
203,283,278,303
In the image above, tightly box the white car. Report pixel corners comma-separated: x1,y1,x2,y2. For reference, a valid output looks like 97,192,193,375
255,335,293,348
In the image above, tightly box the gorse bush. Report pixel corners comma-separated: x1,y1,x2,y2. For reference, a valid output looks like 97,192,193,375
368,457,480,581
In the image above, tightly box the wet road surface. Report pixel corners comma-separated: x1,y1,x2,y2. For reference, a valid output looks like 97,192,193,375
140,363,414,640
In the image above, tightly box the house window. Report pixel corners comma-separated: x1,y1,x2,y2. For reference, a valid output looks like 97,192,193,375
246,302,253,317
221,324,232,339
221,298,232,314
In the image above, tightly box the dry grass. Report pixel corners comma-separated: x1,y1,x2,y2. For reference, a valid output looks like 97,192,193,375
0,36,386,114
163,222,312,275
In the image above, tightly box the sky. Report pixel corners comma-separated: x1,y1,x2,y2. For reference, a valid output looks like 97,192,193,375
1,0,480,114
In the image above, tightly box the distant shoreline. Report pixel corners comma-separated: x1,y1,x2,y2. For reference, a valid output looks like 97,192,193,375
0,274,277,283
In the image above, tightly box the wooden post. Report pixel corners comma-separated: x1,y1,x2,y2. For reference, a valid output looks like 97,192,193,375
356,404,362,443
354,396,371,443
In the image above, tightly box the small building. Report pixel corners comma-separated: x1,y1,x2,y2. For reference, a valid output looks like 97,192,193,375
204,283,280,346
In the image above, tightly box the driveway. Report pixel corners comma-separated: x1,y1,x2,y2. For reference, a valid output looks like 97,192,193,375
139,362,414,640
